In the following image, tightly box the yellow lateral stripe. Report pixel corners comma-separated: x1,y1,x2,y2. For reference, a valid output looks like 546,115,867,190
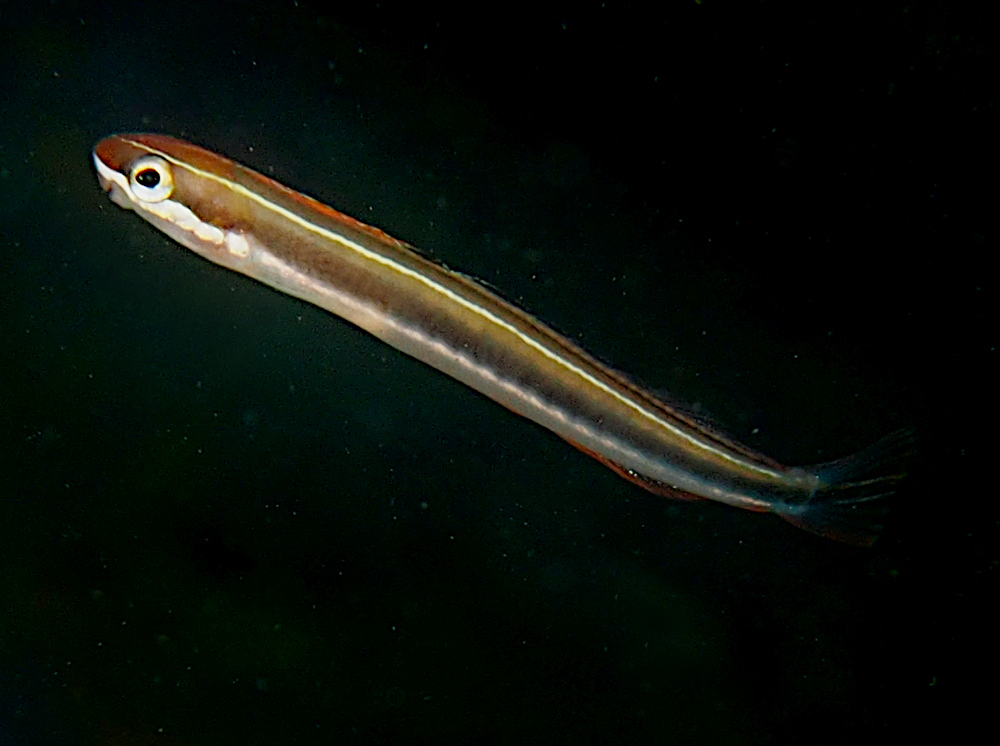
122,137,778,477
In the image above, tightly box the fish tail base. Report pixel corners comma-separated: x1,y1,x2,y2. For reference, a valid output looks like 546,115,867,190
775,428,916,546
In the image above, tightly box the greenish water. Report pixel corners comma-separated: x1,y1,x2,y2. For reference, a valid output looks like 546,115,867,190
0,3,990,744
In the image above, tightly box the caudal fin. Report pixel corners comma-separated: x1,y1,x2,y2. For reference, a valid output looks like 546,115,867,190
776,428,917,546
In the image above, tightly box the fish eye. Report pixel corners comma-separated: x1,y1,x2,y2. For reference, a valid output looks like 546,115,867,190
128,156,174,203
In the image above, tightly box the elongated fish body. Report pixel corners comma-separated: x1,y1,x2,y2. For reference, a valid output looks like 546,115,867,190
93,134,911,545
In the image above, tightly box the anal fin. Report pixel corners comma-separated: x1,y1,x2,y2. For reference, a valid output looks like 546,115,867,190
566,439,704,500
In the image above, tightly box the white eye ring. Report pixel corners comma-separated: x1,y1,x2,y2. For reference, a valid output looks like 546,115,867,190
128,156,174,203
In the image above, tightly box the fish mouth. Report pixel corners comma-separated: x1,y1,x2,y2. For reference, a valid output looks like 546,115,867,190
92,151,135,211
92,152,115,192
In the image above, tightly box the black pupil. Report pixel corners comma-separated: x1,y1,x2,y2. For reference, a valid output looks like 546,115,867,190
135,168,161,188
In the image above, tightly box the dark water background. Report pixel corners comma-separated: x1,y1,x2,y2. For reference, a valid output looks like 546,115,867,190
1,2,992,744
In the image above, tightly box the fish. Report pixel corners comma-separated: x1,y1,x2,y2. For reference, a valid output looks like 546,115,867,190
93,133,913,545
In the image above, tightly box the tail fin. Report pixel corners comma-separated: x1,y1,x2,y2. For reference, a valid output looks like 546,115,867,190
776,428,917,546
